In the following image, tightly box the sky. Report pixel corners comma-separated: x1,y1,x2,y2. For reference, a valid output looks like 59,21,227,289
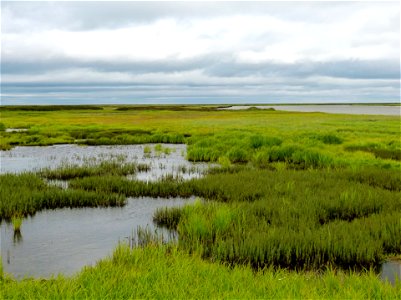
1,1,400,105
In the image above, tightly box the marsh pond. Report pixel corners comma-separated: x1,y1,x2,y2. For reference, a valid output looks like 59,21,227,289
0,144,209,278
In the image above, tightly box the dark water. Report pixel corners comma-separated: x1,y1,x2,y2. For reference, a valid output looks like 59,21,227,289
380,260,401,285
1,197,194,278
221,105,400,116
0,144,210,181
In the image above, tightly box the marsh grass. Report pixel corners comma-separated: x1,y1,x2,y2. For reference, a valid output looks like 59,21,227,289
0,105,103,111
150,168,401,270
1,106,400,296
143,145,151,155
1,244,400,298
69,167,401,270
114,104,221,111
345,144,401,161
1,106,399,171
11,216,23,232
39,160,150,180
0,173,125,221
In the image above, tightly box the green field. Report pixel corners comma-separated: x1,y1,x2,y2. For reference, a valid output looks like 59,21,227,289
0,105,400,298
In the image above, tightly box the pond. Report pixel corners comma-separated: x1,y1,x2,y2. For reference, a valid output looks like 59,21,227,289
0,144,208,278
0,144,210,181
380,260,401,285
1,197,194,279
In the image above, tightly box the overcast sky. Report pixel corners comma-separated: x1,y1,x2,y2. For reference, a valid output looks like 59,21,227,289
1,1,400,105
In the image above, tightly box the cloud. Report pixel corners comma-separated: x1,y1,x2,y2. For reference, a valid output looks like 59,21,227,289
1,1,400,104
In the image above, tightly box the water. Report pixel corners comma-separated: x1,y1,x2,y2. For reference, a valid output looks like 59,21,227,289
0,143,209,278
221,105,400,116
5,128,28,133
1,197,194,278
0,144,210,181
380,260,401,285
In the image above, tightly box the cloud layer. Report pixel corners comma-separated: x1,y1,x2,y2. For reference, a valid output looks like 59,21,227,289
1,1,400,104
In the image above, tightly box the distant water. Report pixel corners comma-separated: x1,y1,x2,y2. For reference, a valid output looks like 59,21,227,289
221,105,400,116
0,144,210,181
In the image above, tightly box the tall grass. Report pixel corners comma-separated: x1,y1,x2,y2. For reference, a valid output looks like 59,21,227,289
11,216,23,232
1,244,400,298
1,106,400,171
39,161,149,180
345,144,401,161
1,106,400,293
149,168,401,270
0,173,125,221
68,166,401,270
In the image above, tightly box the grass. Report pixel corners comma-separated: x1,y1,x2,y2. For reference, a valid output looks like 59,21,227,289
70,167,401,270
39,160,150,180
0,105,104,111
1,106,400,170
0,173,125,221
0,105,400,297
1,244,400,299
11,216,23,232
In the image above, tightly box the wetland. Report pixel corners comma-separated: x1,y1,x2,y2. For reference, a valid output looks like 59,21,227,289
0,105,400,298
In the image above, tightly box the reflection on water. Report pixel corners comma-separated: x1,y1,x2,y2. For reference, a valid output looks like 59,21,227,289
0,144,211,181
380,260,401,285
1,197,194,278
13,230,23,244
0,144,210,278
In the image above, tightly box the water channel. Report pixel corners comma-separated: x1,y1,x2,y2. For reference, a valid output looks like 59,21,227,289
0,143,400,282
0,144,207,278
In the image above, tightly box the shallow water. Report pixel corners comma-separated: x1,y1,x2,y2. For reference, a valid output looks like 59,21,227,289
1,197,194,278
0,144,210,181
0,144,208,278
380,260,401,285
221,105,400,116
5,128,28,133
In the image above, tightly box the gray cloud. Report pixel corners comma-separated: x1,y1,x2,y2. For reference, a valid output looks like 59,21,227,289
1,1,400,105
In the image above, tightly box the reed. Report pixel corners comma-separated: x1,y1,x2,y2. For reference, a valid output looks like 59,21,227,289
0,173,125,220
67,166,401,270
1,244,400,298
1,106,400,295
1,107,400,171
39,160,149,180
11,216,23,232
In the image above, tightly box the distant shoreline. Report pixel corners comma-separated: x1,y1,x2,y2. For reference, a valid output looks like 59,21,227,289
0,102,399,108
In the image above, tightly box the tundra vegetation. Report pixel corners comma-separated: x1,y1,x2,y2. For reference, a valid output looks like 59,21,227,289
0,105,400,298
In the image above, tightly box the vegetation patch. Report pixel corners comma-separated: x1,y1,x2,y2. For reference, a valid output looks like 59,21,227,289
2,244,400,299
0,173,125,221
345,144,401,161
0,105,103,111
0,105,400,296
39,160,149,180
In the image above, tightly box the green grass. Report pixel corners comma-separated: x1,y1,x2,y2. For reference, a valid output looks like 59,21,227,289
11,216,23,232
1,106,399,169
1,244,400,299
0,173,125,221
0,105,104,111
1,105,400,297
70,167,401,270
39,160,149,180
